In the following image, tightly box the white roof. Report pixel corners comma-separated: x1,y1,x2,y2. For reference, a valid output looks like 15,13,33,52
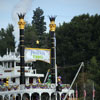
0,52,20,62
0,74,44,78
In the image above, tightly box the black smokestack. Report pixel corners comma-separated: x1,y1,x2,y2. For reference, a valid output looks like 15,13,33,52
18,13,26,85
49,16,56,83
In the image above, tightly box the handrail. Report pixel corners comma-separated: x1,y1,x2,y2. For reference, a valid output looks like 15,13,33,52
0,83,70,92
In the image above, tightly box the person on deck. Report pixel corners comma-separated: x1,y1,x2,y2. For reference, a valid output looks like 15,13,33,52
37,77,41,84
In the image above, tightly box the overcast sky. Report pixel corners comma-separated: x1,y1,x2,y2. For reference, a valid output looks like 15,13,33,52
0,0,100,46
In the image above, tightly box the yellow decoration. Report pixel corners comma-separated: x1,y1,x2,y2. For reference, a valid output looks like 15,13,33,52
38,77,41,83
36,40,40,44
4,83,8,86
48,69,50,72
58,79,61,82
49,21,56,31
5,78,9,87
6,84,9,87
18,18,26,29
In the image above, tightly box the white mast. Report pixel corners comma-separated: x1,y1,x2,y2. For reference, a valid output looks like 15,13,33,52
63,62,84,100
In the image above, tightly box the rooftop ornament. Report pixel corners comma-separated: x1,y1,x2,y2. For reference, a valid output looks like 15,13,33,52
49,16,56,32
49,16,56,21
18,13,26,19
18,13,26,29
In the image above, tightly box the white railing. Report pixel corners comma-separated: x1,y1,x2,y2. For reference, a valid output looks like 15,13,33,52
0,85,19,92
0,83,70,92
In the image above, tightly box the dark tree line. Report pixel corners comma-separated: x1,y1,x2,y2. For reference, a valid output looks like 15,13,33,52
0,7,100,100
0,24,15,56
56,14,100,100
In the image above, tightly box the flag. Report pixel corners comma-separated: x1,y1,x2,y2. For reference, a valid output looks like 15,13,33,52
84,89,86,97
76,89,78,98
93,88,95,98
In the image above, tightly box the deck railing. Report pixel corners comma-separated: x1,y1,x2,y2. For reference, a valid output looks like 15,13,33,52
0,83,70,92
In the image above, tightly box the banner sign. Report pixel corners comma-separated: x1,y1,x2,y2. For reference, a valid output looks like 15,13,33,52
25,48,51,63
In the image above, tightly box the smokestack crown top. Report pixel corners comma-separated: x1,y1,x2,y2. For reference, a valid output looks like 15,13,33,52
18,13,25,19
18,13,26,29
49,16,56,22
49,16,56,31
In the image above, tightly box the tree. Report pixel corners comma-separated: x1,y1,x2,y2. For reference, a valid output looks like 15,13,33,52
55,14,100,100
88,56,100,84
0,24,15,56
5,24,15,52
24,23,38,48
32,7,46,35
0,28,6,56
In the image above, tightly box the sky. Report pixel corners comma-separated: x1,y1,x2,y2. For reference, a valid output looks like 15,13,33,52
0,0,100,46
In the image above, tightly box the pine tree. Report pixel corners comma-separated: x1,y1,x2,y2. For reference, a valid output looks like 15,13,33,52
0,24,15,56
32,7,46,35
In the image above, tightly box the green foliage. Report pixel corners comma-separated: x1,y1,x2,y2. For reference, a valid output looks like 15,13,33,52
0,24,15,56
24,7,49,49
56,14,100,100
24,23,38,48
88,56,100,84
32,7,46,35
56,14,100,66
